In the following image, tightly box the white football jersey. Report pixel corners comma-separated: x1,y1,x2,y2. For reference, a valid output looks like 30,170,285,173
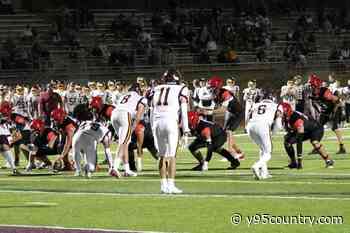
243,87,260,103
342,86,350,104
151,84,189,118
11,94,29,117
77,121,109,142
116,91,147,117
91,90,107,102
197,86,215,110
248,100,278,126
0,122,11,136
27,93,40,119
64,91,81,113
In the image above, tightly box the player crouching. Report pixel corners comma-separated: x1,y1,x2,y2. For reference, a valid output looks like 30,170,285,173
281,102,334,169
246,98,283,180
22,119,59,172
188,111,240,171
73,120,110,178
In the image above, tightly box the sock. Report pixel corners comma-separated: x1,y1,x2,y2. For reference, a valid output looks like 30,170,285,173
104,148,113,168
124,163,130,172
168,178,175,188
203,161,208,167
2,150,15,169
114,157,121,171
161,178,167,188
137,157,142,168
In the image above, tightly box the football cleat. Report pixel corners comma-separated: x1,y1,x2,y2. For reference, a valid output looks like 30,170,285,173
251,166,262,180
109,168,121,178
228,159,240,170
168,186,183,194
297,159,303,169
25,163,36,173
160,185,170,194
325,160,334,168
12,169,20,176
336,146,346,154
124,170,137,177
74,170,82,177
260,174,272,180
287,162,298,169
191,163,203,171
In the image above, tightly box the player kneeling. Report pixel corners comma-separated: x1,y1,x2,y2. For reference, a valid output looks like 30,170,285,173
281,103,334,169
73,119,110,178
187,111,240,171
246,99,283,180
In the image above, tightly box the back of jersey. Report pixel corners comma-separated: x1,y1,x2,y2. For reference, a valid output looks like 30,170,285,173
151,84,188,119
78,121,108,142
116,91,145,116
248,100,277,126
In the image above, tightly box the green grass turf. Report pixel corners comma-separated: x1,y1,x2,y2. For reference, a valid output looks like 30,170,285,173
0,129,349,233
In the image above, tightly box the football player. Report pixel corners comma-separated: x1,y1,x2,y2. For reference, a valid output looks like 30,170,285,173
10,85,31,166
28,85,41,119
196,81,215,121
343,79,350,123
89,96,115,171
51,108,76,170
151,69,190,194
0,102,19,174
246,98,283,180
281,102,334,169
280,80,298,110
63,82,81,116
128,120,158,172
187,111,240,171
72,117,110,178
22,119,59,172
111,83,146,177
207,76,244,160
243,80,261,125
39,84,63,126
308,74,346,154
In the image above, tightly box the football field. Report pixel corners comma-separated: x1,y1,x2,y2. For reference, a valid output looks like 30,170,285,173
0,129,349,233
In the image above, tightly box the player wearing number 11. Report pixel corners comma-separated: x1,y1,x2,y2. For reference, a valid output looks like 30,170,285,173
151,69,190,194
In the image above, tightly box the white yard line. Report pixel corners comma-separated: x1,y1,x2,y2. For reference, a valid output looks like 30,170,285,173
0,224,175,233
0,189,348,201
0,177,350,186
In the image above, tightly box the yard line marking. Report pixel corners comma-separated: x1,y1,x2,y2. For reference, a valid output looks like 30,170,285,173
0,224,175,233
0,177,350,186
24,202,58,206
0,189,349,201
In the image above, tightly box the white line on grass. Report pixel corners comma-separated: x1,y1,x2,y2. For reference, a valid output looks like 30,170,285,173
0,224,175,233
0,177,350,186
0,189,349,201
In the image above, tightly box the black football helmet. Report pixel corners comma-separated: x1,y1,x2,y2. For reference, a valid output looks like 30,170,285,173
128,82,142,95
161,68,181,84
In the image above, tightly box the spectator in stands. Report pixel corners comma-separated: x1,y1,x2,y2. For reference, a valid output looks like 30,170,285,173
152,9,163,28
222,25,236,49
162,46,174,65
256,46,267,62
323,16,333,33
148,44,162,65
0,0,13,14
197,25,211,49
49,23,61,44
162,19,177,42
31,39,50,69
137,29,152,53
206,35,217,52
21,24,34,42
198,48,211,64
79,6,94,28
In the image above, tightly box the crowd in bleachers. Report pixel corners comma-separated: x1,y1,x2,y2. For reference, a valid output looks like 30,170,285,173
1,1,350,71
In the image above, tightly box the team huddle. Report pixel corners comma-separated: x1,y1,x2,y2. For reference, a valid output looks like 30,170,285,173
0,69,348,193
